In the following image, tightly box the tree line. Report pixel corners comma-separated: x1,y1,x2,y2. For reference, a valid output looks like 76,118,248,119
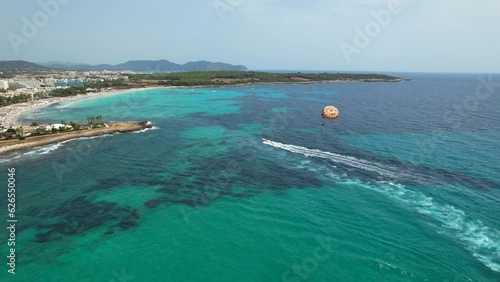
0,93,32,105
128,71,400,86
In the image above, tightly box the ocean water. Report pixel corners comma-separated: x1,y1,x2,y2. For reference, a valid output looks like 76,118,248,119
1,73,500,281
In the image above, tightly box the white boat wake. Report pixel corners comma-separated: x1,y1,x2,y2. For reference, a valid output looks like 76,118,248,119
262,138,403,179
262,138,500,273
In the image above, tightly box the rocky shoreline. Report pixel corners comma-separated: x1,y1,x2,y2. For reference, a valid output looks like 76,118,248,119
0,121,152,156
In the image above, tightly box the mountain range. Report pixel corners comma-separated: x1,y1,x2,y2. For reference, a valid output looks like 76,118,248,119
0,60,248,72
40,60,248,72
0,60,50,72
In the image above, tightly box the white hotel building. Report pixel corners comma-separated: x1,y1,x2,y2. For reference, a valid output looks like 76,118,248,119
0,80,8,89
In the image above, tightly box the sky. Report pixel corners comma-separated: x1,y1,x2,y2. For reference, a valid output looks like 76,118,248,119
0,0,499,73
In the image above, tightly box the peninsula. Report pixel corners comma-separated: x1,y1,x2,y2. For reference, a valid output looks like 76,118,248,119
0,121,152,156
105,71,408,88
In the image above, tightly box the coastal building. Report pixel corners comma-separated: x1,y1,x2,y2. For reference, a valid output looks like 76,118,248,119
67,80,84,87
6,82,23,90
53,81,67,87
38,124,63,132
0,80,8,89
49,124,72,130
8,79,41,89
52,80,84,87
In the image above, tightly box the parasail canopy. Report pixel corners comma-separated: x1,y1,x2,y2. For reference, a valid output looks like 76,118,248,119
321,106,339,120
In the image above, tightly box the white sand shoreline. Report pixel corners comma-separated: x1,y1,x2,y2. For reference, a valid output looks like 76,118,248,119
0,87,155,127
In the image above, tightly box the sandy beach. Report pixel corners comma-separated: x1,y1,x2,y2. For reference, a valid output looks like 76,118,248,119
0,87,152,127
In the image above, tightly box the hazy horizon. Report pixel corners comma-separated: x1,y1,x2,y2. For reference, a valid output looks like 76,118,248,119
1,0,499,73
6,59,500,74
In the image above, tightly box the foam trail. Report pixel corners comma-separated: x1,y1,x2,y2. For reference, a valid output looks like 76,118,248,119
368,182,500,273
263,139,401,178
263,139,500,273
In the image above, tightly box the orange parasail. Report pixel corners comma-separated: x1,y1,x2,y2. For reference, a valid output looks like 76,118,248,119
321,106,339,120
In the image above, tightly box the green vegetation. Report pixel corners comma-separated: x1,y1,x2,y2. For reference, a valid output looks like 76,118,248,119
84,78,128,89
0,93,32,105
1,115,105,141
127,71,402,87
50,86,86,97
69,122,82,130
87,115,104,128
64,71,397,90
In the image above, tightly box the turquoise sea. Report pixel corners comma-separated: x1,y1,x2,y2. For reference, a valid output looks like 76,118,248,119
1,73,500,281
